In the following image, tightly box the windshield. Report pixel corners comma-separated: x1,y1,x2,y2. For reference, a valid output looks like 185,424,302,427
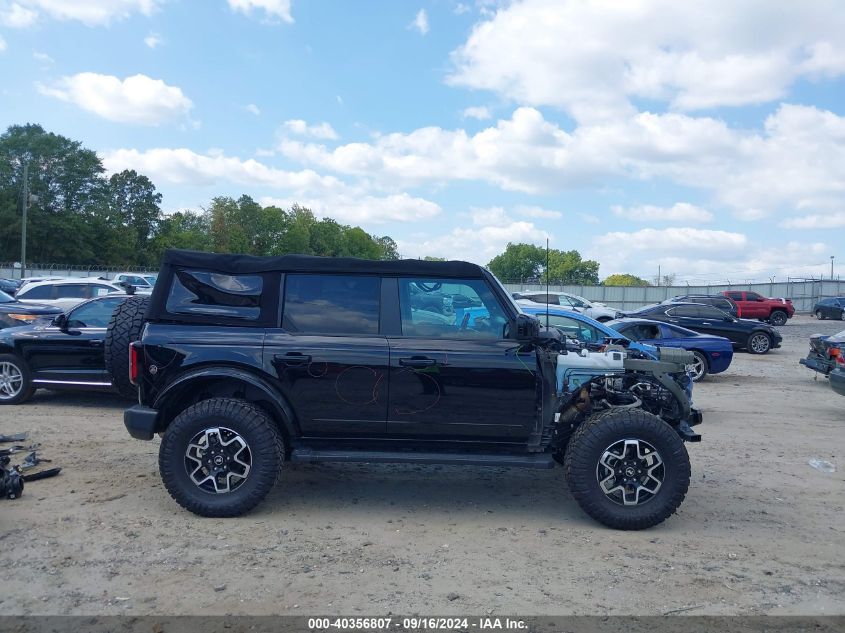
0,290,15,303
486,271,525,314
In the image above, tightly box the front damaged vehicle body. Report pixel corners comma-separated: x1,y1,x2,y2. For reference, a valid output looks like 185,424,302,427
122,249,702,529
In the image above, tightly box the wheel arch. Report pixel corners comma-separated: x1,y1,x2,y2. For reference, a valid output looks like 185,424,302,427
153,367,299,446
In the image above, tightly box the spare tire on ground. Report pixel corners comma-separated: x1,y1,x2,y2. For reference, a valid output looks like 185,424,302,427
105,295,150,399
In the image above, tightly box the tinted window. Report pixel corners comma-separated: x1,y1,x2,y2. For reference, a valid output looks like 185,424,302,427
66,297,125,328
624,323,661,341
55,284,89,299
525,293,560,305
667,305,700,318
19,285,52,300
167,270,263,320
727,292,743,300
746,292,762,301
399,278,506,339
699,306,727,318
284,274,380,335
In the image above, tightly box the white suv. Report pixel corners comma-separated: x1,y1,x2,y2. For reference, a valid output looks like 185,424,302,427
16,278,125,311
514,290,622,322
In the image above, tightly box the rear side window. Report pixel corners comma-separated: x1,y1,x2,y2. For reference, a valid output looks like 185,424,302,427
19,285,52,299
667,305,700,318
166,270,263,320
55,284,89,299
283,274,380,335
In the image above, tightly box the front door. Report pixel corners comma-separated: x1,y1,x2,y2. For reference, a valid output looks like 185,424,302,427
264,273,389,437
386,277,535,442
21,296,125,386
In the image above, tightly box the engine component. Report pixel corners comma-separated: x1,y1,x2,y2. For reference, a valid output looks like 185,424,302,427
556,348,625,393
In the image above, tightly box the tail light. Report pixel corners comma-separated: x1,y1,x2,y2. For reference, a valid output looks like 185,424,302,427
129,343,140,385
831,347,844,364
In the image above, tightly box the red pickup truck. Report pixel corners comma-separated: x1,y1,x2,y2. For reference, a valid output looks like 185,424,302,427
722,291,794,326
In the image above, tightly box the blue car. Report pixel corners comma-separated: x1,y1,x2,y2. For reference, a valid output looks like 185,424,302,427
517,303,659,358
605,318,733,382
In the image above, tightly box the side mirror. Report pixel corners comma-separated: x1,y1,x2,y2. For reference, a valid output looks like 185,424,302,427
52,313,67,329
512,313,540,342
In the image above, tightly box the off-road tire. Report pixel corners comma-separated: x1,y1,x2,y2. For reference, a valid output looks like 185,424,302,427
0,353,36,405
747,331,772,354
159,398,284,517
563,408,690,530
769,310,788,326
105,295,150,399
690,350,709,382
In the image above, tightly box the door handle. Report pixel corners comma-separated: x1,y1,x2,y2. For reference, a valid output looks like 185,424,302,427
399,357,436,368
274,352,312,366
91,340,104,346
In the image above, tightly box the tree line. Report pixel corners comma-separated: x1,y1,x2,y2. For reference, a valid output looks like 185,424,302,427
0,124,398,268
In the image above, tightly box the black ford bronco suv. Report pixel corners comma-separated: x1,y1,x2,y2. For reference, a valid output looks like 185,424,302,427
121,249,702,529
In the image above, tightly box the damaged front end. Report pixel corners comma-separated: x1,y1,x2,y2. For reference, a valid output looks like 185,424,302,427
528,333,702,455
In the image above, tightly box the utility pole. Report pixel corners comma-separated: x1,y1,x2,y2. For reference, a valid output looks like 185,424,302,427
832,256,835,280
657,265,661,286
21,163,28,280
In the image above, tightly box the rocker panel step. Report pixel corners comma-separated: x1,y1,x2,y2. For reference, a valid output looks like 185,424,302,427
290,448,555,469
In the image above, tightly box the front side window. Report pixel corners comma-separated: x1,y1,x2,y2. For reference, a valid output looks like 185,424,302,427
55,284,88,299
166,269,263,320
700,306,728,319
399,278,507,339
19,285,52,300
66,297,125,328
667,305,700,318
625,323,661,340
746,292,763,301
283,274,380,335
545,314,601,342
727,292,743,300
92,285,120,297
567,295,590,308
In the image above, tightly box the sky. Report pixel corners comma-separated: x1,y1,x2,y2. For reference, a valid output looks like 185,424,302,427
1,0,844,282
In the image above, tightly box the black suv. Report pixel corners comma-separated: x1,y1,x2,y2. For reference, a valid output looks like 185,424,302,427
121,250,703,529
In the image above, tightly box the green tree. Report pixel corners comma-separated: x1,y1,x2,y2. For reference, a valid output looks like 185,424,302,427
106,170,162,266
487,243,600,284
602,273,651,287
545,249,600,285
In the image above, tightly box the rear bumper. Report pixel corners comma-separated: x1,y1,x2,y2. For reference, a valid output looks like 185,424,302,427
800,355,833,375
124,404,159,440
830,369,845,397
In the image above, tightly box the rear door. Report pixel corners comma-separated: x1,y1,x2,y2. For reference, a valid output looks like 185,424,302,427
264,274,390,438
21,296,125,385
385,276,535,441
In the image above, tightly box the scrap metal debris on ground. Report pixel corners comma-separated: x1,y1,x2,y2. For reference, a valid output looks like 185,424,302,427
0,432,61,499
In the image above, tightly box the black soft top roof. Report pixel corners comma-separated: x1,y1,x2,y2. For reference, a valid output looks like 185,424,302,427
161,249,487,278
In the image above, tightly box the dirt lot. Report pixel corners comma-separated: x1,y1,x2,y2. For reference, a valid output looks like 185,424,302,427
1,315,843,616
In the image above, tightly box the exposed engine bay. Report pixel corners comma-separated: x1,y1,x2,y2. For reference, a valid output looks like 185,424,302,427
529,329,702,453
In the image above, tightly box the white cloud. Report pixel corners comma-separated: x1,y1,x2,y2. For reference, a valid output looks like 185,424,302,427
37,73,193,125
144,32,162,48
454,3,470,15
282,119,338,140
399,221,548,264
259,192,442,225
2,2,37,27
9,0,161,27
410,8,429,35
448,0,845,122
32,50,53,63
516,205,562,220
611,202,713,223
780,213,845,230
228,0,293,24
246,103,261,116
461,105,491,120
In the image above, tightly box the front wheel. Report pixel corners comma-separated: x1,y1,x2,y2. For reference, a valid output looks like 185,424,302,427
563,408,690,530
815,310,824,320
769,310,788,326
159,398,284,517
0,354,35,405
688,350,709,382
747,332,772,354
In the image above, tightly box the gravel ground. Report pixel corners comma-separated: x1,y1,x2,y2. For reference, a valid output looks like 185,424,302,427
1,315,843,616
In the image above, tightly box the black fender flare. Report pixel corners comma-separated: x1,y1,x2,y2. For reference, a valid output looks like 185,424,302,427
153,367,299,440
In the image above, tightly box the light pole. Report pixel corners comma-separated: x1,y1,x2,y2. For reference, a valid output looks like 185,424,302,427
832,256,835,280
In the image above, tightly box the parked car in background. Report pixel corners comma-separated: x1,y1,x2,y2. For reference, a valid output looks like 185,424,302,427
16,278,124,311
0,289,63,330
113,272,156,292
625,302,782,354
0,294,130,404
799,329,844,378
605,318,733,382
722,290,794,326
812,297,845,320
663,294,739,318
514,291,622,322
517,302,658,358
830,367,845,397
0,278,22,295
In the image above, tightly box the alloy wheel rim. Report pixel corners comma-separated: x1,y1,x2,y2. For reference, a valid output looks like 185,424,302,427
596,438,664,506
184,427,252,494
750,334,769,353
0,362,24,400
688,354,705,381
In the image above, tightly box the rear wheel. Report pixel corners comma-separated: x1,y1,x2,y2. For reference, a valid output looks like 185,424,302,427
747,332,772,354
769,310,788,326
159,398,284,517
688,350,709,382
563,408,690,530
105,295,150,399
0,354,35,405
